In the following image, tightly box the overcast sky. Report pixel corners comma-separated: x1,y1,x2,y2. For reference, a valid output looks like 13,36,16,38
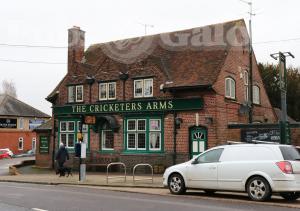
0,0,299,115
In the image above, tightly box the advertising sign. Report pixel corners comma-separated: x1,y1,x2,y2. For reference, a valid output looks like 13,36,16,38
0,118,17,128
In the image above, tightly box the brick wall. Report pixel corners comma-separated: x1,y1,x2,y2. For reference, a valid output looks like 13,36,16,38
0,130,36,154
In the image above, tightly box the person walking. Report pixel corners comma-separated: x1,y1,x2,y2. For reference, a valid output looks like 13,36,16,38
55,142,69,176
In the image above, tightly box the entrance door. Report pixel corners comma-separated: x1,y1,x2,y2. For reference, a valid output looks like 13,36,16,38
190,127,207,158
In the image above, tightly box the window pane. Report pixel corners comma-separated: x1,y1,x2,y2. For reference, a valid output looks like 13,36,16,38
127,120,136,131
144,79,153,97
68,122,75,132
150,132,160,149
60,134,67,146
225,79,230,97
128,133,136,149
137,120,146,131
244,71,249,85
253,86,260,104
68,86,75,103
150,120,160,131
137,133,146,149
244,86,249,101
108,83,116,99
76,86,83,101
99,83,107,100
134,80,143,97
103,130,114,149
60,122,67,132
197,148,224,163
231,80,235,98
68,134,75,147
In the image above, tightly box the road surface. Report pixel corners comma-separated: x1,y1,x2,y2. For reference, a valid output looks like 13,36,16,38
0,182,298,211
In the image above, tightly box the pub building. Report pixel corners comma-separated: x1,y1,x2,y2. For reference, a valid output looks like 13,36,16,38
41,19,278,170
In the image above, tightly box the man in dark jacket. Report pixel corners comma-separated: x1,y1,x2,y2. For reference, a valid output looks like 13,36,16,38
55,143,69,176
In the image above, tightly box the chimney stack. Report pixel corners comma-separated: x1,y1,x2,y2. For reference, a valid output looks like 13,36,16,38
68,26,85,73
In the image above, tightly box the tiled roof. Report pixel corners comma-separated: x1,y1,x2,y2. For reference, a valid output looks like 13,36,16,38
82,19,246,88
0,94,50,118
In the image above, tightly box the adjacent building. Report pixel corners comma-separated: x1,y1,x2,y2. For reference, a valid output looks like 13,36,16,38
0,94,50,154
40,19,278,169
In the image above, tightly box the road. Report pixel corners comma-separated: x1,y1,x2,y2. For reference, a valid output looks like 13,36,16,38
0,157,34,175
0,182,298,211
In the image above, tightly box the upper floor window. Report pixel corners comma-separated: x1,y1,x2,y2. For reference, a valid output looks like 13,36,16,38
99,82,116,101
134,78,153,98
225,77,236,99
19,118,24,129
68,85,84,103
253,85,260,104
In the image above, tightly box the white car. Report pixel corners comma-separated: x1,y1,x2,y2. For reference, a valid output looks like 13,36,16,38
163,143,300,201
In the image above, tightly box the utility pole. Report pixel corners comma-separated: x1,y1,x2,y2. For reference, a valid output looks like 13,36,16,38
270,52,294,144
240,0,255,123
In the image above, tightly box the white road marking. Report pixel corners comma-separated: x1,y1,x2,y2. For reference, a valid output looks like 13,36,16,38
32,208,48,211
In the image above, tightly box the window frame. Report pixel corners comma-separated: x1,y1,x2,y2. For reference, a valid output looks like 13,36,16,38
124,117,163,153
76,85,84,102
99,82,116,101
18,118,24,130
225,77,236,99
252,85,261,105
134,78,153,98
18,137,24,150
101,129,114,151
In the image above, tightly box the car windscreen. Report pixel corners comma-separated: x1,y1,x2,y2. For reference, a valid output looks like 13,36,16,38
279,146,300,160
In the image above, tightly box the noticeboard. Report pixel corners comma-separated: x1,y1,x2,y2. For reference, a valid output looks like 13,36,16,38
39,136,49,154
241,128,280,143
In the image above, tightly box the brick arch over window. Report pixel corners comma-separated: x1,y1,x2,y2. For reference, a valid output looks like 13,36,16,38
225,77,236,99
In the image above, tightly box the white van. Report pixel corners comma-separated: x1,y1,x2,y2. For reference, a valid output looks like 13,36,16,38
163,144,300,201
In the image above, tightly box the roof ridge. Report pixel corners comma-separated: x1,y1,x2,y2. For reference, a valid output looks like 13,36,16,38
87,18,245,48
1,94,50,117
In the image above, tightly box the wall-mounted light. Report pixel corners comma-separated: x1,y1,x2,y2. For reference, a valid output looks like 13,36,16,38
175,117,183,129
119,72,129,81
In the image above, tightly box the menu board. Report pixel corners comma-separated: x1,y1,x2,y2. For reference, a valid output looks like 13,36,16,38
39,136,49,153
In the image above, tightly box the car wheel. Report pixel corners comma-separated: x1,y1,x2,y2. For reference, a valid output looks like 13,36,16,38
168,173,186,195
204,190,216,195
247,176,271,201
280,192,300,201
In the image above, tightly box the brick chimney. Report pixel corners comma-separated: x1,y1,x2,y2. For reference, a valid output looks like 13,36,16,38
68,26,85,72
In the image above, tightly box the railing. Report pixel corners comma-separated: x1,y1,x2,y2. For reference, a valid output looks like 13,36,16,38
133,163,153,184
106,162,126,184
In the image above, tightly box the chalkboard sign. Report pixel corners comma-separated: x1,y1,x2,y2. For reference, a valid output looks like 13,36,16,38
0,118,17,128
39,136,49,154
241,128,280,143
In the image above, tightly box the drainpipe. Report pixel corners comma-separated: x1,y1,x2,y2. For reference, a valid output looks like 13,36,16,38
173,112,177,165
51,114,56,169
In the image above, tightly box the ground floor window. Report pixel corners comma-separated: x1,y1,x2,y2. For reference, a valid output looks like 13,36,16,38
59,119,89,149
102,130,114,150
18,137,23,150
125,117,163,152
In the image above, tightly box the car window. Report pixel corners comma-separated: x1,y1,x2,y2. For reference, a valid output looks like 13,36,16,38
195,148,224,164
279,146,300,160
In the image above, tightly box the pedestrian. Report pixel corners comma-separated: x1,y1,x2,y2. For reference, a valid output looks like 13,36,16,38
55,142,69,176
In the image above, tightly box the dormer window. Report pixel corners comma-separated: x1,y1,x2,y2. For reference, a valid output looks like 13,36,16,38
68,85,84,103
99,82,116,101
134,78,153,98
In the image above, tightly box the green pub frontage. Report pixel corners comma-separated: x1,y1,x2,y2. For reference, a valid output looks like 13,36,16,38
38,20,284,170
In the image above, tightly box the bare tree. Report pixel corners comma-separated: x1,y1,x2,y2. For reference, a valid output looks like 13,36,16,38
1,80,17,98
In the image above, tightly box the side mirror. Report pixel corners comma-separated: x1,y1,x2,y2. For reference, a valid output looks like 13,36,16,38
191,159,198,165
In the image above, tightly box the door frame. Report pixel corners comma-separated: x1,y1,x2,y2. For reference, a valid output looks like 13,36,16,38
189,125,208,159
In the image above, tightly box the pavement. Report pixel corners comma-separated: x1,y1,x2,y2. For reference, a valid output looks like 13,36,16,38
0,157,34,175
0,159,300,209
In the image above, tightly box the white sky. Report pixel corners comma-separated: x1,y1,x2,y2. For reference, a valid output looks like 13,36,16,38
0,0,299,115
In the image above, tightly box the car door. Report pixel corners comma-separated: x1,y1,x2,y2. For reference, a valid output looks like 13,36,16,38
186,148,224,189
